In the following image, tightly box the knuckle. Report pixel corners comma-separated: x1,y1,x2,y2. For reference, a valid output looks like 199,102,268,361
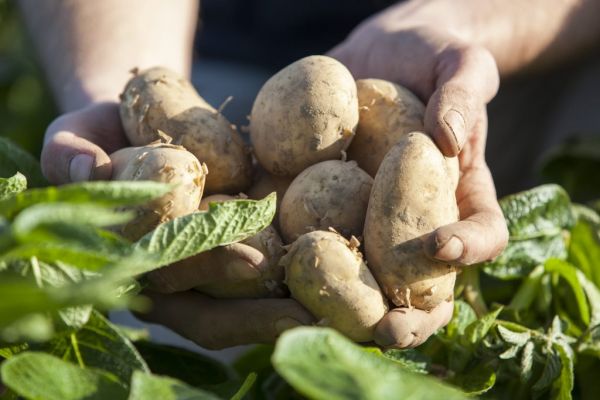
145,269,179,294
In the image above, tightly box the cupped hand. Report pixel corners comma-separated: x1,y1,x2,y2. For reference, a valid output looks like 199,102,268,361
138,243,315,350
41,102,128,184
329,5,508,347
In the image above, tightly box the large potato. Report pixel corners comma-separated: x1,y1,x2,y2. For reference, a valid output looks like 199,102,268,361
348,79,425,177
364,132,459,310
282,231,388,342
120,67,252,194
279,160,372,243
110,143,207,240
194,195,286,298
250,55,358,176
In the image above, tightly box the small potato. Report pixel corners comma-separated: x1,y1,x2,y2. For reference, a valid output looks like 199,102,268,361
194,195,286,298
110,143,207,241
348,79,425,177
364,132,459,311
282,231,388,342
250,55,358,176
279,160,372,243
120,67,252,194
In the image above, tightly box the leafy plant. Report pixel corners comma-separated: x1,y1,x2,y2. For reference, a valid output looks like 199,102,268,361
1,135,600,400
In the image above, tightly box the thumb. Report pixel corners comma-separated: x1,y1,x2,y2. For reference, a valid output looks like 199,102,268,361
42,130,112,184
425,45,499,156
41,102,126,184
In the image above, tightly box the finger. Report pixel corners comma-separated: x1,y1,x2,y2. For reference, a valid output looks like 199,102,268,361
137,291,315,350
374,300,454,349
146,243,268,293
425,161,508,265
425,45,499,156
41,102,127,184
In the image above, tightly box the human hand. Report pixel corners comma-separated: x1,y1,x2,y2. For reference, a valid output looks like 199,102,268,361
41,102,128,184
139,243,315,350
329,3,508,347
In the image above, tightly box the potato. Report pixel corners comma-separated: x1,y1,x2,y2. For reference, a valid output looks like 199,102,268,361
347,79,425,177
250,55,358,176
110,143,207,240
279,160,372,243
281,231,388,342
119,67,252,194
364,132,459,310
194,195,286,298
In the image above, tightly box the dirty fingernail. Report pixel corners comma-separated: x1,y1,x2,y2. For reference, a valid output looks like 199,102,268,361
435,236,464,261
443,109,466,152
69,154,94,182
275,317,304,335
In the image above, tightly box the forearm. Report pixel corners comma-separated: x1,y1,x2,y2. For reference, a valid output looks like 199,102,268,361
381,0,600,75
19,0,198,112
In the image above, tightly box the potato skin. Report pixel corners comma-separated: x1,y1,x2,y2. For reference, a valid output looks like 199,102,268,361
348,79,425,177
110,143,207,241
364,132,459,310
119,67,252,194
280,160,372,243
250,55,358,176
195,195,286,298
282,231,388,342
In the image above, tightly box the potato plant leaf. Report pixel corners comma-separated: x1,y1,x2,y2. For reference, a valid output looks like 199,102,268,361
135,193,275,270
545,259,590,326
128,371,221,400
272,327,467,400
382,349,430,374
133,341,232,388
0,173,26,201
0,137,46,188
39,311,149,386
483,185,574,279
0,352,128,400
449,365,496,395
0,181,171,219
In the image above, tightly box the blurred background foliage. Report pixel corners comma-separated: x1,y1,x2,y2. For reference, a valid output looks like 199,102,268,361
0,0,55,158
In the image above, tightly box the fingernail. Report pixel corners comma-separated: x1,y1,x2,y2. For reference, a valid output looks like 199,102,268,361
435,236,464,261
226,259,261,280
443,109,466,152
69,154,94,182
275,317,303,335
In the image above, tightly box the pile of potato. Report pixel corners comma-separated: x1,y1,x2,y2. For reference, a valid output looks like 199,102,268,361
112,56,459,345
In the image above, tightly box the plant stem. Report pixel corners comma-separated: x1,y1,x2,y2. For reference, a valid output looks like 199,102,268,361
461,267,488,317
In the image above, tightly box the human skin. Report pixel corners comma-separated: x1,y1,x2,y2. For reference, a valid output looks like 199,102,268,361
19,0,600,348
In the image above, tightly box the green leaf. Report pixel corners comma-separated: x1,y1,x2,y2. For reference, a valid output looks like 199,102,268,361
482,184,574,279
497,325,531,347
272,327,468,400
0,173,26,201
128,371,221,400
551,342,574,400
533,352,562,393
576,270,600,328
445,300,477,339
134,341,231,388
0,352,127,400
449,365,496,396
12,203,134,236
0,137,46,188
568,208,600,287
135,194,275,270
0,181,170,219
545,259,590,326
40,311,148,385
462,307,503,347
382,349,430,374
520,341,535,382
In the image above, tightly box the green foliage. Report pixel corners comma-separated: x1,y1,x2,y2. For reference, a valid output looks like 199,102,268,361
272,327,467,400
1,131,600,399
